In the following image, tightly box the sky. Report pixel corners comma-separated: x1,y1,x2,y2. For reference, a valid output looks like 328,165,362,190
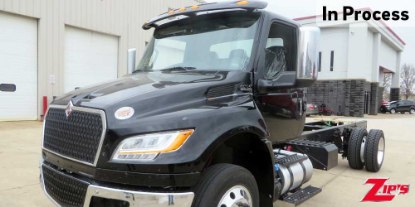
210,0,415,66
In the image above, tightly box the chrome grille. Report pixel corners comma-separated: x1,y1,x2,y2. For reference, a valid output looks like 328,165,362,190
43,105,106,165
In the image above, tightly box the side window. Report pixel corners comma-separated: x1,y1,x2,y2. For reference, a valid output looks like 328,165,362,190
264,22,296,79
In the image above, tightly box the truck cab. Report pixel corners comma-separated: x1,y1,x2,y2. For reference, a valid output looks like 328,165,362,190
40,1,385,207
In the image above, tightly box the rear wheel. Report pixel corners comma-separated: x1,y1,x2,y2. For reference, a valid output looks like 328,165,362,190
365,130,385,172
192,164,259,207
347,128,367,169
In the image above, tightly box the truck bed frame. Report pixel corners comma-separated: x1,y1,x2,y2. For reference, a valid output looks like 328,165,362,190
281,120,367,170
273,120,368,206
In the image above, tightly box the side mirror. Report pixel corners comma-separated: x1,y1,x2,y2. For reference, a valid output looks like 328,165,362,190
296,26,320,87
127,48,137,74
0,84,16,92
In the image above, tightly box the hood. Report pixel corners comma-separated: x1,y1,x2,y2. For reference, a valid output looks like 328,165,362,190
52,70,251,119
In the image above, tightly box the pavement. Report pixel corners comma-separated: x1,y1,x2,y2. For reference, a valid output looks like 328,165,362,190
0,114,414,207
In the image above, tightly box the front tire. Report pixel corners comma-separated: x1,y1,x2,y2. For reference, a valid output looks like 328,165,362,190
365,130,385,172
390,108,396,114
192,164,259,207
410,108,415,114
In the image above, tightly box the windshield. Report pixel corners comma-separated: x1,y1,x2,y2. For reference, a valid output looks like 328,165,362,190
137,12,260,72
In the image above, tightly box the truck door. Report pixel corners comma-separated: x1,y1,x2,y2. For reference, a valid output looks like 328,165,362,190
256,21,305,143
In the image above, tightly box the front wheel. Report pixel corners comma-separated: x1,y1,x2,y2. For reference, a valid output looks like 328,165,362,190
390,108,396,114
410,108,415,114
192,164,259,207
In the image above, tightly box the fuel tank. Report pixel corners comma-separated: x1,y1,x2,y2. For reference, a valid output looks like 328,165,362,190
274,149,314,195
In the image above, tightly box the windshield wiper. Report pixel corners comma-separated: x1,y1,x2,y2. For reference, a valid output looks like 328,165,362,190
132,69,145,74
160,66,197,72
132,66,197,73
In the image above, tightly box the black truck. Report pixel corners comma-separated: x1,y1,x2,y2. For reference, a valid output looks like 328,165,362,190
40,1,386,207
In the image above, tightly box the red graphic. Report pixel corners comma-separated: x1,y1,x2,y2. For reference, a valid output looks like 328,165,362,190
362,178,409,202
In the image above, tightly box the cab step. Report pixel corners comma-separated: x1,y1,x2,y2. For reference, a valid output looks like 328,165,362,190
279,186,322,206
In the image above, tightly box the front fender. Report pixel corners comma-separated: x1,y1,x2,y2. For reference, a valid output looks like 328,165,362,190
98,101,268,174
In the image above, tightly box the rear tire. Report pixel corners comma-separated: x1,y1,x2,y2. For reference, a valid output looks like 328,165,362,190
365,130,385,172
192,164,259,207
347,128,367,169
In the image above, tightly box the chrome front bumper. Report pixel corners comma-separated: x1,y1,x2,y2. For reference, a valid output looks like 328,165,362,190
40,164,195,207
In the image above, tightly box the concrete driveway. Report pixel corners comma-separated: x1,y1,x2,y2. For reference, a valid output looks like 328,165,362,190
0,121,52,207
0,114,414,207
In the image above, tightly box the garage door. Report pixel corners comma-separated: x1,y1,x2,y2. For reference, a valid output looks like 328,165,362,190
0,13,37,121
64,27,118,93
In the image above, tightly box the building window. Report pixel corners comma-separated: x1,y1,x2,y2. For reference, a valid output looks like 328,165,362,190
318,52,322,72
330,50,334,71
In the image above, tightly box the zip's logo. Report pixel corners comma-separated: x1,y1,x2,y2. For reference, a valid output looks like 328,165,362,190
362,178,410,202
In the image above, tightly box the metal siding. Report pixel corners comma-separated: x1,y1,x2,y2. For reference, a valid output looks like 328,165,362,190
379,39,399,73
3,0,12,11
0,0,195,120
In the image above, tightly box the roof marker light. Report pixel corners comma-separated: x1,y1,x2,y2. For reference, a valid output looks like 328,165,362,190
191,5,200,10
168,9,175,15
236,0,249,5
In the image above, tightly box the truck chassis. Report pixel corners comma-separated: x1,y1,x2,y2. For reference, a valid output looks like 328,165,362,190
272,120,384,206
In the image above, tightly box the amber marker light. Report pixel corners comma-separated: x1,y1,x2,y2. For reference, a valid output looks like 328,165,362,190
236,1,249,5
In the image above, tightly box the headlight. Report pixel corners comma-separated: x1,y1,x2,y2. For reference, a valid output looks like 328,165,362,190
111,129,194,161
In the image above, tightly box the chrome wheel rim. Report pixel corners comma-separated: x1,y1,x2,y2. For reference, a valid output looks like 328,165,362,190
218,185,252,207
411,109,415,114
360,136,367,163
377,137,385,165
391,109,396,114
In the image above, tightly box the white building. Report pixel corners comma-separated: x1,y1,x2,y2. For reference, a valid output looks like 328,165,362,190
0,0,195,121
295,9,405,116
